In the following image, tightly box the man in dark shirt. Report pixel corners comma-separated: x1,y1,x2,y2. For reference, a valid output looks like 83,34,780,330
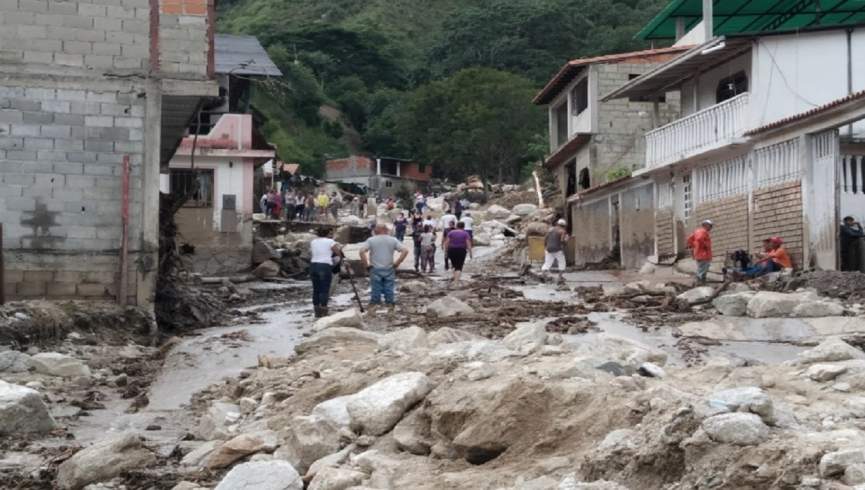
841,216,865,271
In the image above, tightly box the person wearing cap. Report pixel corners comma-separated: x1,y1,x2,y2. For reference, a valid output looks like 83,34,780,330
687,220,714,284
542,219,570,275
738,236,792,279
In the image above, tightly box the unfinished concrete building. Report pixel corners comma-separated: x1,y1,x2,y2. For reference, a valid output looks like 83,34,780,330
0,0,218,304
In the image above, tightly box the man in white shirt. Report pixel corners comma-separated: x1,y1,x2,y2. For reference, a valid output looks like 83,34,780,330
460,212,474,239
440,212,457,231
309,228,341,317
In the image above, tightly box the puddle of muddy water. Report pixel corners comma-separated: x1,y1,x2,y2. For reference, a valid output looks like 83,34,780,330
506,284,579,303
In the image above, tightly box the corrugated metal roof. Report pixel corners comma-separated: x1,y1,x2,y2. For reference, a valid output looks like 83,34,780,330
602,37,752,102
215,34,283,77
745,89,865,136
638,0,865,41
533,46,691,105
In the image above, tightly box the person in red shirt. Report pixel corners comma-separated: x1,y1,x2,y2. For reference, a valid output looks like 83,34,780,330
687,220,713,285
738,236,792,279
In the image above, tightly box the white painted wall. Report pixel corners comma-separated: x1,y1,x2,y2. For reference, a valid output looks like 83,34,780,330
682,53,751,117
169,156,253,232
750,29,865,136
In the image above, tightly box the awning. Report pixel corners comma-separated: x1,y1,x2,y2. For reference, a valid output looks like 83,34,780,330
638,0,865,41
601,37,752,102
544,134,591,169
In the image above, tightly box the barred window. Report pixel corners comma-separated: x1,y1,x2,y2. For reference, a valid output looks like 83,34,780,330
170,169,214,207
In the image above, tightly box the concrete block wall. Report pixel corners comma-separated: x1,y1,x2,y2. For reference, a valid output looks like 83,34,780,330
655,207,675,258
752,181,804,267
593,63,680,184
694,194,750,263
570,198,611,266
0,0,152,73
0,79,147,300
159,0,211,77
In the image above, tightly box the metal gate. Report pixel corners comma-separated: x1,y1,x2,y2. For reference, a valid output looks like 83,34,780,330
811,130,839,270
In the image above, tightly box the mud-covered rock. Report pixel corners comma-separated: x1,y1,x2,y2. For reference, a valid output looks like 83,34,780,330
284,415,343,473
806,363,849,382
308,466,366,490
253,260,281,279
820,448,865,477
196,401,241,440
295,328,381,354
204,430,279,469
312,308,365,332
799,338,865,364
702,412,769,445
427,296,474,318
56,432,156,490
379,326,428,352
252,240,276,265
502,322,548,355
712,292,755,316
486,205,511,219
393,409,432,456
676,287,715,305
427,327,482,346
512,203,538,217
347,372,433,435
0,350,34,372
31,352,91,378
0,380,57,434
708,386,775,425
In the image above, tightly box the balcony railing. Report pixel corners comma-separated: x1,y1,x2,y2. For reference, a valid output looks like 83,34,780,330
645,92,750,170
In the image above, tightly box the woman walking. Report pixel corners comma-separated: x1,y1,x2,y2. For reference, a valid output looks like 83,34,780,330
443,221,472,285
309,228,341,318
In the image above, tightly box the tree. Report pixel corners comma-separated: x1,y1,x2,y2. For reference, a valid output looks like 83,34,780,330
372,67,545,183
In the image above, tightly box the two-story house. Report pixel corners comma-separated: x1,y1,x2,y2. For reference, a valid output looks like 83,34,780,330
166,34,281,276
605,0,865,271
0,0,219,304
533,47,688,268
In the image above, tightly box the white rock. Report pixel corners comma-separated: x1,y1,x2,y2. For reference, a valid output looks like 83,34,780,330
196,401,241,440
793,301,845,317
427,296,474,318
295,328,381,355
312,309,365,332
239,397,257,415
346,372,434,436
511,203,538,217
638,362,666,378
845,464,865,485
0,380,58,434
676,286,715,305
56,432,156,490
305,444,355,480
597,429,638,453
393,409,431,455
284,415,343,472
0,350,34,372
502,322,548,355
308,466,366,490
485,205,511,219
215,461,302,490
310,395,353,429
180,440,220,467
712,292,755,316
820,449,865,477
709,386,775,424
638,262,656,275
378,326,428,352
31,352,91,378
702,412,769,445
427,327,482,346
799,338,865,364
806,363,849,382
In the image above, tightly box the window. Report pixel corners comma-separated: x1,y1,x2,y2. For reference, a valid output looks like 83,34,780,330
681,174,692,218
380,159,399,176
170,169,214,207
554,103,568,147
578,167,591,190
716,71,748,103
572,78,588,116
628,74,666,103
566,160,576,197
385,180,393,188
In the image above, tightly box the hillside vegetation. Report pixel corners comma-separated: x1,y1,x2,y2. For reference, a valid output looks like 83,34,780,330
218,0,667,181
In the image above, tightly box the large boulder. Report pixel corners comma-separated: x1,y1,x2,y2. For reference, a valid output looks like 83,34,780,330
745,291,843,318
702,413,769,445
31,352,91,378
204,430,279,469
427,296,474,318
346,372,434,436
708,386,775,424
379,326,429,352
215,461,303,490
502,322,548,355
310,395,354,429
676,286,715,305
253,260,281,279
485,205,511,219
0,350,34,373
252,240,276,265
284,415,343,473
312,309,365,332
308,466,366,490
712,292,755,316
806,363,849,382
393,409,433,456
798,338,865,364
196,401,241,440
56,432,156,489
820,449,865,477
511,203,538,217
0,380,57,434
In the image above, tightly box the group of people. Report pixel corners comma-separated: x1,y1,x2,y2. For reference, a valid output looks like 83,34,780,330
260,188,343,223
687,219,793,284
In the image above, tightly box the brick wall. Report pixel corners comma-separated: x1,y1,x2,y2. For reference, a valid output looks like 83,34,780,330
752,181,804,267
655,207,675,258
694,194,749,263
593,62,680,185
326,156,374,180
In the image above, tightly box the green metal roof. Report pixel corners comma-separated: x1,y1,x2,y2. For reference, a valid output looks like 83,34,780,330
637,0,865,40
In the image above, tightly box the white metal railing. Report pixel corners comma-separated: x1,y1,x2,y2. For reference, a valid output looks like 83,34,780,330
645,92,750,170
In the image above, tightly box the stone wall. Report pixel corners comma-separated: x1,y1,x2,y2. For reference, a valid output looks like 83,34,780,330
752,181,804,268
593,63,680,185
694,194,750,264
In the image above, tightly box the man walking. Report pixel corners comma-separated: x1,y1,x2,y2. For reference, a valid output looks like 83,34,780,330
687,219,714,285
360,223,409,306
542,219,569,276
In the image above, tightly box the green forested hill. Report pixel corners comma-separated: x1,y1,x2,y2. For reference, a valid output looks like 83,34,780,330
218,0,667,182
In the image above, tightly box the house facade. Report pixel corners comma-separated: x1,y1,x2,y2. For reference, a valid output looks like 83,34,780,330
166,34,280,275
325,155,432,195
600,0,865,271
1,0,218,304
533,47,688,268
